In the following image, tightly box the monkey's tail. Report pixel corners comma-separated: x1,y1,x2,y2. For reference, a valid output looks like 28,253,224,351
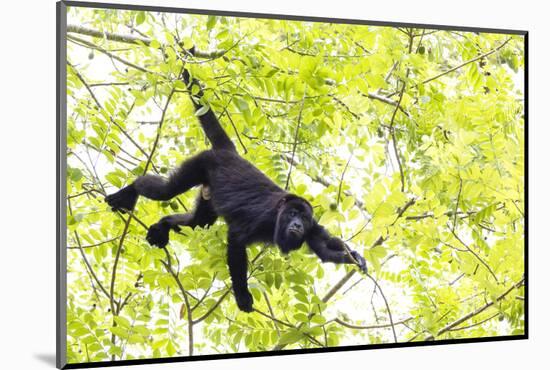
182,57,237,152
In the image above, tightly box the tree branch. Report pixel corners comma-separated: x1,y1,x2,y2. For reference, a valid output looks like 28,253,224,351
192,290,232,325
66,24,226,58
285,88,307,190
365,272,398,342
418,38,512,86
143,75,180,172
389,81,407,192
282,154,365,209
67,236,121,249
333,316,412,330
330,94,361,120
212,85,248,154
108,216,131,360
68,35,155,74
447,313,500,332
68,199,112,301
263,292,281,337
423,279,524,340
160,248,194,355
452,178,463,232
254,308,325,347
361,91,410,117
336,152,354,207
450,228,499,283
67,62,151,160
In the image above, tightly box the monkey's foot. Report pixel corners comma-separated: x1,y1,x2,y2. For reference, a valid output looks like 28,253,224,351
105,185,138,213
146,222,170,248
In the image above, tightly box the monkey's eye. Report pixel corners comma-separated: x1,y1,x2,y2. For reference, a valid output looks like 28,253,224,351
289,210,297,218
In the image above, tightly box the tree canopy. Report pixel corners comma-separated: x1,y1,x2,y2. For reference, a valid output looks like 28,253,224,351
65,7,525,363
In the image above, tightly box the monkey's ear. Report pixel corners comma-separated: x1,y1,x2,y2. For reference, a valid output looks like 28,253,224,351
277,193,298,209
276,196,287,210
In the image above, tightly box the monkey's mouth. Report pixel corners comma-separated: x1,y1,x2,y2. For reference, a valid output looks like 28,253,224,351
288,228,303,238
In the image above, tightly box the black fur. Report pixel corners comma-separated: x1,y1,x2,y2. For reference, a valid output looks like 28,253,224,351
106,64,366,312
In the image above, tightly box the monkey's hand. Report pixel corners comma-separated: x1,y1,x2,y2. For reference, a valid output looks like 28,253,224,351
105,185,138,213
350,250,368,273
146,221,171,248
326,238,367,273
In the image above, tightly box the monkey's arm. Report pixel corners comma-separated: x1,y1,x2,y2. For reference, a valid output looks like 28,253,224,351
146,195,218,248
306,221,367,271
227,233,254,312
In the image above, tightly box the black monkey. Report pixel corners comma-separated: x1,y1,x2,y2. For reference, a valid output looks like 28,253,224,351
106,67,366,312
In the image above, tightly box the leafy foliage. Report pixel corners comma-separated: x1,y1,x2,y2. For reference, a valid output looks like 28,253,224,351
65,7,525,363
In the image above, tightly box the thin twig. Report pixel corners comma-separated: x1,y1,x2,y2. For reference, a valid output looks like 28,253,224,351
67,236,121,249
333,316,412,330
448,313,500,332
67,24,227,59
452,178,463,232
285,87,308,190
322,270,356,304
107,216,131,360
192,290,232,324
450,228,499,283
67,188,103,199
336,152,354,207
190,274,218,312
271,269,355,351
67,62,150,160
160,248,194,355
389,81,407,192
330,94,361,120
282,154,365,209
254,308,325,347
362,92,410,117
418,38,512,86
423,279,524,340
212,83,248,154
365,272,398,342
143,80,179,172
68,35,154,74
68,200,111,300
263,292,281,337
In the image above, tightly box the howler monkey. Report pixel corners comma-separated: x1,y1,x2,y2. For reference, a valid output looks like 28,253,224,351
106,65,366,312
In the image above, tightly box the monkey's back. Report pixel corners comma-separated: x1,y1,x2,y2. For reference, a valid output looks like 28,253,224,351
207,150,285,227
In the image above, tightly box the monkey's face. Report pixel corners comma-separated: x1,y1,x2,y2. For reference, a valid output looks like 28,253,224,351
274,197,313,254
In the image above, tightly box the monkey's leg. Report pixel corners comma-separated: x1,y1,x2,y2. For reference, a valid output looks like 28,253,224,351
146,195,218,248
134,151,213,200
106,151,214,212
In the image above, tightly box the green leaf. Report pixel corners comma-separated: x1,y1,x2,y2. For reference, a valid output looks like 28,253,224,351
195,105,210,117
310,315,326,325
109,326,128,339
206,16,217,31
342,196,355,212
105,172,122,188
234,97,249,112
150,40,161,49
114,316,131,328
278,329,304,345
128,334,146,344
135,12,145,25
68,167,83,182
